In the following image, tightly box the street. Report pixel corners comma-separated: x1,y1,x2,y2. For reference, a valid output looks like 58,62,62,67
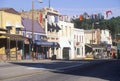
0,60,120,81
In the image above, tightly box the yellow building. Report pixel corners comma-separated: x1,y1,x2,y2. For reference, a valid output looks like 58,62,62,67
0,8,28,61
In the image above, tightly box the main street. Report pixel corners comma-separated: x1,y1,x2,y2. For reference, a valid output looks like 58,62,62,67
0,60,120,81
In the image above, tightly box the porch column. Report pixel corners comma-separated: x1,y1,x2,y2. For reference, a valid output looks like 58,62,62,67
16,40,18,60
29,41,31,59
7,37,10,60
22,40,24,60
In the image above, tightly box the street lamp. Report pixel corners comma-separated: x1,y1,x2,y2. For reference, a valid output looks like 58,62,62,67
49,0,51,8
32,0,42,59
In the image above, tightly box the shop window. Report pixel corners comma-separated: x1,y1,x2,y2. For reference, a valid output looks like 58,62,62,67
77,48,80,55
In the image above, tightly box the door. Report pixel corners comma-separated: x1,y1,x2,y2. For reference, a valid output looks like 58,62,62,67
63,48,70,60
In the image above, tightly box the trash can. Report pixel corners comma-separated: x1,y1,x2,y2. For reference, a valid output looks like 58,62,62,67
51,55,56,60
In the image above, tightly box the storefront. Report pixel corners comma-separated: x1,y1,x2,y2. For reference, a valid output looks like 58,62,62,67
0,33,30,61
34,40,59,59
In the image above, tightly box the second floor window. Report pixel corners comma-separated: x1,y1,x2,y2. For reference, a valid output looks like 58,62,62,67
16,28,20,34
6,26,12,33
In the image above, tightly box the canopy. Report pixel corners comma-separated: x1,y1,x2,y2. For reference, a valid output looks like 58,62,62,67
0,33,30,40
34,40,59,47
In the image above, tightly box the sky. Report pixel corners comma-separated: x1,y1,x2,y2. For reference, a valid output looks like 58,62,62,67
0,0,120,18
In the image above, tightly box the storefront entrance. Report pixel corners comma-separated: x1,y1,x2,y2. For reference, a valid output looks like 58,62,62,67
63,48,70,60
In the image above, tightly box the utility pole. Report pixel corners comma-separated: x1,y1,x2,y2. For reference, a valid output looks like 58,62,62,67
49,0,51,8
32,1,34,60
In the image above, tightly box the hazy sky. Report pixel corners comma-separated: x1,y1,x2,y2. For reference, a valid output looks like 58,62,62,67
0,0,120,17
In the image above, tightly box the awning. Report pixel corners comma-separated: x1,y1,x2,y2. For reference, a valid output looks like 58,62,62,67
0,28,7,32
85,44,105,50
35,41,53,46
0,33,30,40
34,40,59,47
56,24,61,30
47,23,55,31
6,21,13,27
59,40,71,48
47,23,61,31
16,22,24,28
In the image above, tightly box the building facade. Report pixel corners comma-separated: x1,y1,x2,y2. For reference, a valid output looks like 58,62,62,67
74,28,85,59
0,8,27,61
58,20,74,59
21,7,75,60
21,17,51,60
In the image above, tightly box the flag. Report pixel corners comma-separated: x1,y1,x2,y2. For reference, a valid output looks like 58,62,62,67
83,12,89,19
94,14,97,19
39,13,43,23
91,14,94,21
79,15,83,21
106,10,112,18
98,13,102,20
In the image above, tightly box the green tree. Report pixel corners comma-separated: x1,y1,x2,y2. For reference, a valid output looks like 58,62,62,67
71,16,120,39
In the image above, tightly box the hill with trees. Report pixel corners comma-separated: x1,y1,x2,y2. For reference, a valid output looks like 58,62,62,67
71,16,120,39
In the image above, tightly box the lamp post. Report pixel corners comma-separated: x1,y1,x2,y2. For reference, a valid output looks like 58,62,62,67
49,0,51,8
31,0,42,59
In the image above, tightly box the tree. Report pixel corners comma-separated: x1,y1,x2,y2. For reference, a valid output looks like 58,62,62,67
71,16,120,40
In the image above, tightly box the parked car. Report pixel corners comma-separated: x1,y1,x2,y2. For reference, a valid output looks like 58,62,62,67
94,53,107,59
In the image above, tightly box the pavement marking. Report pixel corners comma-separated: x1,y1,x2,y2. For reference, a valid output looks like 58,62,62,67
27,67,46,70
56,64,84,70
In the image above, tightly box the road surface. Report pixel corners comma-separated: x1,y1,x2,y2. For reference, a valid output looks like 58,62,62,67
1,60,120,81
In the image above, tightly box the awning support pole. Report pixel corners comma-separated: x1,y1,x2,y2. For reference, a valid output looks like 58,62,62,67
16,40,18,60
29,41,31,59
22,40,24,60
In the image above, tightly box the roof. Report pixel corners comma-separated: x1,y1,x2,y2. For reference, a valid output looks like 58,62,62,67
0,33,30,40
0,8,20,15
86,44,106,49
21,17,45,34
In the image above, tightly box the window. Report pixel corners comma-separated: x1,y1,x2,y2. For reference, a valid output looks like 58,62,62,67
27,33,31,38
22,32,25,36
37,35,41,40
6,26,12,33
77,48,80,55
16,28,20,34
74,35,76,39
65,26,67,36
69,27,71,36
61,25,64,36
34,34,37,40
79,35,81,42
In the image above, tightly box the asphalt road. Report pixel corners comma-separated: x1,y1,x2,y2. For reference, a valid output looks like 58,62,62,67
1,60,120,81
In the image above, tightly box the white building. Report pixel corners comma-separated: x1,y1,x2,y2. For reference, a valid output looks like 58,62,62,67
84,30,96,44
42,7,74,60
58,21,74,59
101,29,112,45
74,28,85,59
